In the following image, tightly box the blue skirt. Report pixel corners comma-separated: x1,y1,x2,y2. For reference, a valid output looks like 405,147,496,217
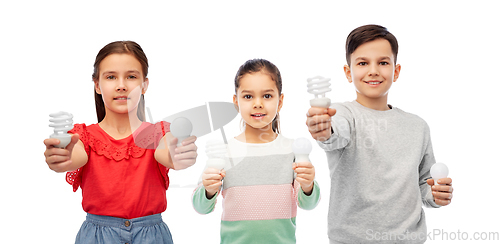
75,213,173,244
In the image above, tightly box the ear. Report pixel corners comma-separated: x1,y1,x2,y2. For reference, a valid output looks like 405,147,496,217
393,64,401,82
344,65,353,83
142,78,149,94
94,80,102,94
233,94,239,112
277,93,284,112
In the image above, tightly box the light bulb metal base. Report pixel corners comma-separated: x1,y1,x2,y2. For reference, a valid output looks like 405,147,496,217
294,154,310,163
207,158,225,170
50,133,71,148
310,98,331,108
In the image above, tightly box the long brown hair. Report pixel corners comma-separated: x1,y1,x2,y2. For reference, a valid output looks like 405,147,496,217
234,59,282,134
91,41,149,122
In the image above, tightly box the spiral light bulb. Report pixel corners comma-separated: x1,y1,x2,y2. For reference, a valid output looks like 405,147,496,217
170,117,193,146
49,111,74,148
291,137,312,163
307,76,332,108
430,162,449,186
205,140,227,170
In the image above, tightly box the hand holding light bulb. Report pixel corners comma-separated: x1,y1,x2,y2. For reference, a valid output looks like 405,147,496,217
427,162,453,206
205,140,227,170
167,117,198,170
44,111,81,172
291,137,315,195
170,117,193,146
305,76,337,142
49,111,74,148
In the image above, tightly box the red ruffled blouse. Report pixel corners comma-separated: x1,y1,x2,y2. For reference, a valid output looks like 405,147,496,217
66,121,170,219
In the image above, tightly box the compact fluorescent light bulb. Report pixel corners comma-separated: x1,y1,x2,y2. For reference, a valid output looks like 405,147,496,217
205,140,227,170
307,76,332,108
170,117,193,146
430,162,449,186
292,137,312,163
49,111,74,148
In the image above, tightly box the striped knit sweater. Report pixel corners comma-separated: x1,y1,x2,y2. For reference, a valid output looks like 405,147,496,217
192,134,320,244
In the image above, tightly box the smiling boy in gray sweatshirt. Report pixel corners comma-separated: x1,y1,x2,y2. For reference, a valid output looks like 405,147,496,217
306,25,454,244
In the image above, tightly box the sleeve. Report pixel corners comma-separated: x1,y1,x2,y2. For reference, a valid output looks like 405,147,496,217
295,179,321,210
65,123,89,192
418,124,441,208
192,184,218,214
156,121,171,190
317,103,352,152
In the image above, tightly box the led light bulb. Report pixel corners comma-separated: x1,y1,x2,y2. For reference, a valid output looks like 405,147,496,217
205,140,227,170
292,137,312,163
307,76,332,108
170,117,193,146
49,111,74,148
430,162,449,186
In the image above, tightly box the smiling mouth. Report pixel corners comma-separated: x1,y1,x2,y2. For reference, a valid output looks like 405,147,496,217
251,114,266,118
114,96,130,100
364,81,383,85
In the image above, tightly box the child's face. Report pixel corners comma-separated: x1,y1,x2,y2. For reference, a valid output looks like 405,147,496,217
94,53,148,116
233,71,283,131
344,38,401,102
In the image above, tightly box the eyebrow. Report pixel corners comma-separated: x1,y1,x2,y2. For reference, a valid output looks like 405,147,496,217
102,70,141,74
241,89,276,93
355,56,391,61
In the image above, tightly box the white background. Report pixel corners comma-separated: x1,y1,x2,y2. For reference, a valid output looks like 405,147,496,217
1,1,499,243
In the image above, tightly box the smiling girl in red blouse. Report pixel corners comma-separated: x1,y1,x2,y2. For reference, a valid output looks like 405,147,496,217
43,41,198,244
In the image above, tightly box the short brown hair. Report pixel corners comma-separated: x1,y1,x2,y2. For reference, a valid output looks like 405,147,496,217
345,25,398,66
92,41,148,122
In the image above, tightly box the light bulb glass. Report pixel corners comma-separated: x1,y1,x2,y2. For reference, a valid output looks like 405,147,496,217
170,117,193,145
307,76,332,108
49,111,73,148
205,139,227,170
430,162,449,185
292,137,312,163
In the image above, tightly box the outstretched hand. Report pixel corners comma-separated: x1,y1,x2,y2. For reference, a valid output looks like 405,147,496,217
43,134,80,172
427,178,453,206
306,107,336,141
169,136,198,170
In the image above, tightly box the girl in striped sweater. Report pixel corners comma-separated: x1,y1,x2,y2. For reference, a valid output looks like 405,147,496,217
192,59,320,244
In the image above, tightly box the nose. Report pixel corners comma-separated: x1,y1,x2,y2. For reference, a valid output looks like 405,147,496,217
368,64,379,77
253,98,263,109
116,78,127,92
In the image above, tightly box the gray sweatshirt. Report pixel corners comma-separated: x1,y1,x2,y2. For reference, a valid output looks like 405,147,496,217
318,101,440,244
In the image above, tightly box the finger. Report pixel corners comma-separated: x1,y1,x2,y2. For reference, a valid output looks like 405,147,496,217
327,108,337,117
306,114,332,127
434,198,451,206
46,154,72,164
426,179,434,186
44,138,61,149
294,167,313,174
64,134,80,152
180,135,197,146
432,185,453,193
293,162,314,168
433,191,453,200
174,151,198,161
202,174,223,181
307,107,335,117
48,160,73,173
436,178,452,185
175,143,198,154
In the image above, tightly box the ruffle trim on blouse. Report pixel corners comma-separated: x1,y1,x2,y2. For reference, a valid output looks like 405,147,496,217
65,122,170,192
